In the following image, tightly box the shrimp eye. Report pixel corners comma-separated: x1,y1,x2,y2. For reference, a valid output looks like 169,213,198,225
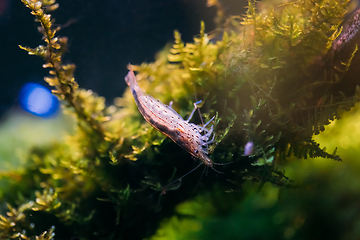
194,149,199,154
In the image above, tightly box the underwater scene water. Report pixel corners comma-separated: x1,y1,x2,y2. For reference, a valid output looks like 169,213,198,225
1,0,360,239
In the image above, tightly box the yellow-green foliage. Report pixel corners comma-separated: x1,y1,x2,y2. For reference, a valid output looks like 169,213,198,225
151,103,360,240
0,201,55,239
1,0,360,239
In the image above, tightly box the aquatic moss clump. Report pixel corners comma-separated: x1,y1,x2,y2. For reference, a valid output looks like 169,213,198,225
1,0,360,239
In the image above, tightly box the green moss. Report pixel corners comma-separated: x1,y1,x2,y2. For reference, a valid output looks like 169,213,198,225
2,0,360,239
155,104,360,240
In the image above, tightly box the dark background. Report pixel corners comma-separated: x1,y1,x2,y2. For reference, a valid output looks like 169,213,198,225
0,0,247,118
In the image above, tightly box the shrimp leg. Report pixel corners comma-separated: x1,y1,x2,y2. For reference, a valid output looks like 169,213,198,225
186,100,202,122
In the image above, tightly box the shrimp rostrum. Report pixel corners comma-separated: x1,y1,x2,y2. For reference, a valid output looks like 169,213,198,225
125,68,216,169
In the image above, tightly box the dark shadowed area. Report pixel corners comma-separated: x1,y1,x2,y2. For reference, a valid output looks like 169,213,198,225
0,0,249,118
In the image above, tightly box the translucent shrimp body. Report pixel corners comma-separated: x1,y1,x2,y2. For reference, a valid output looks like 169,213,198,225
125,69,215,167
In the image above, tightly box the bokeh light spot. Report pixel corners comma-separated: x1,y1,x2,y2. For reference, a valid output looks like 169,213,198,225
19,83,59,118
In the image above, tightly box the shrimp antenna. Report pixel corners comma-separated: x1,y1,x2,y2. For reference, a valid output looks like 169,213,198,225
194,163,225,192
210,166,224,174
213,161,233,166
160,162,203,191
193,164,207,193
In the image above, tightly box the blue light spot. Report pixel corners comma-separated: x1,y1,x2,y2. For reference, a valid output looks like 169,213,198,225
19,83,59,118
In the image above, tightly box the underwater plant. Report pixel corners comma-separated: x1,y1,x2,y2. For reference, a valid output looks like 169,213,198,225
1,0,360,239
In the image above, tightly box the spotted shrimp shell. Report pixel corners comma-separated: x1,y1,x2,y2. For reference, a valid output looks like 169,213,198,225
125,69,214,167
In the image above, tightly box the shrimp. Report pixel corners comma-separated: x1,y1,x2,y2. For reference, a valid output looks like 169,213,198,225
125,68,216,168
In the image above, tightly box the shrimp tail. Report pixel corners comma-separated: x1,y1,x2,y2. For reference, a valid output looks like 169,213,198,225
125,64,137,87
